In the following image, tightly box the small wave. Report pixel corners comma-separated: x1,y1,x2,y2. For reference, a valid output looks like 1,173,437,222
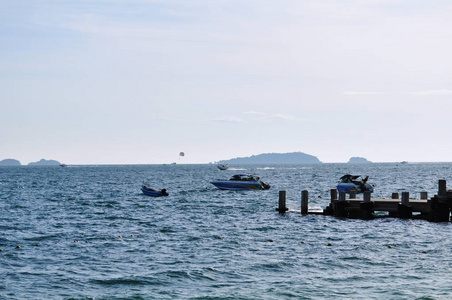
161,270,191,280
250,260,295,271
159,227,177,233
178,188,211,195
24,234,62,242
159,269,216,282
91,276,164,286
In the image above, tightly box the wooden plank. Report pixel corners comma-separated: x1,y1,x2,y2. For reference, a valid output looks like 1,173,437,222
347,198,428,203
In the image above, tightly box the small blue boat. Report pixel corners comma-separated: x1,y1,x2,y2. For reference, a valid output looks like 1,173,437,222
336,174,373,194
211,174,270,191
141,186,169,197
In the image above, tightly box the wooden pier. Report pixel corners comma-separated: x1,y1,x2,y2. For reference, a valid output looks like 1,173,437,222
278,179,452,222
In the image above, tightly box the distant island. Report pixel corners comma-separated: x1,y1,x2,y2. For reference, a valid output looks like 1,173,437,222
217,152,322,164
0,158,21,166
348,157,372,164
28,159,61,166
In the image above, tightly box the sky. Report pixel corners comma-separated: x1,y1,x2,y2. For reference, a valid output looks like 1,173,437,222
1,0,452,164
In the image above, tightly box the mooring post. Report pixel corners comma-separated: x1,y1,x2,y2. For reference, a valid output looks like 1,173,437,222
420,191,428,200
388,192,399,217
301,190,309,215
339,191,346,202
429,180,450,222
350,190,356,199
398,191,412,218
335,191,348,218
429,195,450,222
360,191,373,219
363,191,371,203
323,189,337,215
330,189,337,200
438,180,447,197
278,190,287,213
401,192,410,206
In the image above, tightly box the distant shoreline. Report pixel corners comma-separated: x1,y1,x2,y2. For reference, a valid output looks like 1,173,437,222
0,161,449,167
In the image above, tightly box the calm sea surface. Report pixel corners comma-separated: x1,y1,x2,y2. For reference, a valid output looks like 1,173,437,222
1,163,452,299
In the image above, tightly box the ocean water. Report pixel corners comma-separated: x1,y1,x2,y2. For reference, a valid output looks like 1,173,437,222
1,163,452,299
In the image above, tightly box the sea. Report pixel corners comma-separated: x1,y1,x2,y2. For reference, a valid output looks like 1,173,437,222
1,163,452,299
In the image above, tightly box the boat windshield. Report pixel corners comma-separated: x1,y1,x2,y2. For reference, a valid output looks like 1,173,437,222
229,174,257,181
339,174,368,184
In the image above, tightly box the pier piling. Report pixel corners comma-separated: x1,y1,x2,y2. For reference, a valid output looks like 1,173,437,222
330,189,337,201
398,192,412,218
420,191,428,200
278,191,287,213
428,180,450,222
335,191,348,218
439,179,447,197
301,190,308,215
359,191,373,219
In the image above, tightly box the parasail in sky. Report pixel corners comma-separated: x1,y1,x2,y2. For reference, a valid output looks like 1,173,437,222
179,152,185,157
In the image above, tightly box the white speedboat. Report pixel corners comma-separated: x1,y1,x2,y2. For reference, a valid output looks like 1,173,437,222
211,174,270,190
217,164,228,170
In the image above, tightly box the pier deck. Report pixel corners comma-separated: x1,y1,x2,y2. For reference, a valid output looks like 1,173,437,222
277,179,452,222
338,198,430,213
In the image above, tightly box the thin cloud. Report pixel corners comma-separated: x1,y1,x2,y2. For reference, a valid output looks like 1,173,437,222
411,90,452,95
243,111,269,121
212,116,243,123
343,91,390,95
274,114,303,121
244,111,267,115
212,112,302,123
344,90,452,96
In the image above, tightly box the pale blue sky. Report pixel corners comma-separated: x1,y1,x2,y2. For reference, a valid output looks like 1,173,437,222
2,0,452,164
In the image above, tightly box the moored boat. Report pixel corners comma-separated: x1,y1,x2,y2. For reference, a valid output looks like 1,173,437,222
211,174,270,190
141,186,169,197
336,174,373,194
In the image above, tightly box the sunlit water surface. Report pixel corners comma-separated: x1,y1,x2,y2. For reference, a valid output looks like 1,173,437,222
1,163,452,299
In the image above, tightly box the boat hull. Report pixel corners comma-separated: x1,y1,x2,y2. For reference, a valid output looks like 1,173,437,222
336,183,373,194
141,187,168,197
211,180,264,190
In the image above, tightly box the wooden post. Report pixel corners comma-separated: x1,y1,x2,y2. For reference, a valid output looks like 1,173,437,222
398,191,412,218
360,191,373,219
428,196,450,222
363,191,371,203
278,191,287,213
392,193,399,199
335,191,348,218
301,190,308,215
420,191,428,200
323,189,336,215
401,192,410,206
330,189,337,201
438,180,447,197
350,190,356,199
